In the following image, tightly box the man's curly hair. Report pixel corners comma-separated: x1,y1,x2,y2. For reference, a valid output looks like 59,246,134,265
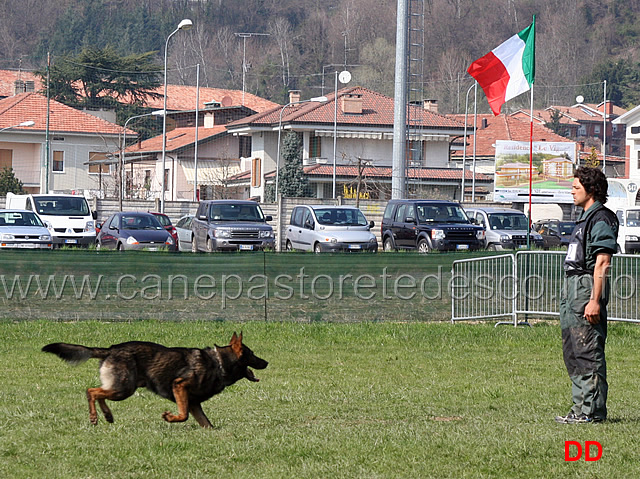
574,166,608,204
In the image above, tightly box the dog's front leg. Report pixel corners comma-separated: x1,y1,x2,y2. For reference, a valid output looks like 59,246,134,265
162,378,190,423
189,403,213,428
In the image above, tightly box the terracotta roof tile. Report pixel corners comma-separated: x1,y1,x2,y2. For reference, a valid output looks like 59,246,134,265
0,92,126,136
124,125,227,154
228,86,466,130
449,114,573,158
143,85,279,113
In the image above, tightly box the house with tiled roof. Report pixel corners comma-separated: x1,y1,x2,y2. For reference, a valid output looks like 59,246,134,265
0,70,42,99
510,101,627,168
613,104,640,185
0,92,129,194
225,87,489,200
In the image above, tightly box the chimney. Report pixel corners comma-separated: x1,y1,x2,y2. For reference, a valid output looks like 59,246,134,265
289,90,301,104
423,99,438,113
342,93,363,114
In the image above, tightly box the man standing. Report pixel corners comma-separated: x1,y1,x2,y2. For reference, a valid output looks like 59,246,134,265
555,167,618,424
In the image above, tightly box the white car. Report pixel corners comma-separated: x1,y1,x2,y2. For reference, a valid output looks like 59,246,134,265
175,214,195,252
0,209,53,249
285,205,378,253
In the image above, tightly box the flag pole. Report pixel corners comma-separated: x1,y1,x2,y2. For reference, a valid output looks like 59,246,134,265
527,82,534,249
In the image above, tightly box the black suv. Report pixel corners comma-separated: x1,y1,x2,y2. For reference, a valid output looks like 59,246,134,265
381,199,484,253
191,200,275,252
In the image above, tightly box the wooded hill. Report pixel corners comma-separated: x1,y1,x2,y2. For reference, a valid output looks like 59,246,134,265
2,0,640,113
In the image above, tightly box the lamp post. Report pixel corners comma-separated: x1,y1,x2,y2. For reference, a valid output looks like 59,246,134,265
0,120,35,133
161,18,193,213
234,32,270,106
274,96,328,200
121,110,164,211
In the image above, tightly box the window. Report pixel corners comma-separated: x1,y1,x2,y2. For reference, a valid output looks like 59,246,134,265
239,136,252,158
0,149,12,170
251,158,261,187
88,152,109,174
53,151,64,172
144,170,151,189
637,151,640,170
632,126,640,135
407,140,424,165
310,134,322,158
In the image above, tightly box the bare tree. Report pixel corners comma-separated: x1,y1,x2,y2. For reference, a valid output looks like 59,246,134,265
270,17,293,88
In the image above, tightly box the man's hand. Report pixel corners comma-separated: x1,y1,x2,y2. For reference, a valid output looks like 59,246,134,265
584,299,601,324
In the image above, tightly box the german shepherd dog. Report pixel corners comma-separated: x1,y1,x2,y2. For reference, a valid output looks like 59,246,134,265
42,332,267,428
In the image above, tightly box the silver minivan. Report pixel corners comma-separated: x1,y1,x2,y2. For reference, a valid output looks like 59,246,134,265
465,207,543,250
286,205,378,253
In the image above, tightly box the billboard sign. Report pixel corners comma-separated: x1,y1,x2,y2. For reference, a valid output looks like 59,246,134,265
493,140,577,203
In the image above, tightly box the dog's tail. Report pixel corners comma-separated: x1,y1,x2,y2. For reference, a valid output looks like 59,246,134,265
42,343,110,364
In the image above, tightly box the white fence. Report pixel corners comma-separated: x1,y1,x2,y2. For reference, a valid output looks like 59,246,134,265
451,251,640,325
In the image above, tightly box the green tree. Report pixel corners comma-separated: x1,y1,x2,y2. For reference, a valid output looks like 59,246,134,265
0,167,25,195
277,132,309,198
36,46,162,114
545,108,564,136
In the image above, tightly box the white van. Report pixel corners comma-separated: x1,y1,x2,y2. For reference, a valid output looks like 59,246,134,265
615,207,640,254
6,193,97,246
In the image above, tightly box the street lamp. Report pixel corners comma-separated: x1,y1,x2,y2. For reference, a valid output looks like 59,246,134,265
121,110,164,211
0,120,35,133
161,18,193,213
274,96,328,199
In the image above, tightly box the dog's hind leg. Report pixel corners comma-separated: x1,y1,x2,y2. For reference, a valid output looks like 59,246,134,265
189,403,213,428
97,398,114,423
162,377,190,424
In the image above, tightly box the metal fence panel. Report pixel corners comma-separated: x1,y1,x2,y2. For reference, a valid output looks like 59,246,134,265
451,254,516,323
452,251,640,324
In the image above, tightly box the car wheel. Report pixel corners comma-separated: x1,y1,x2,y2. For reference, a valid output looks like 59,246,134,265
417,239,431,254
314,243,322,254
488,244,498,251
286,240,293,251
191,235,198,253
206,237,214,253
383,237,395,252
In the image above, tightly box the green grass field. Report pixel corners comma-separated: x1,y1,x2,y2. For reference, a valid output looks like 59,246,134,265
2,320,640,478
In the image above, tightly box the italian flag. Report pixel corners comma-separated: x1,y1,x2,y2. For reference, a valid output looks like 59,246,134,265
467,17,535,116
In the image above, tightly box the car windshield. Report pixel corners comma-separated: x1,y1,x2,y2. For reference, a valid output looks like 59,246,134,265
314,208,368,226
487,213,529,230
627,211,640,227
152,214,171,227
208,204,264,222
34,196,90,216
557,222,576,235
121,215,163,230
0,211,44,227
416,204,469,224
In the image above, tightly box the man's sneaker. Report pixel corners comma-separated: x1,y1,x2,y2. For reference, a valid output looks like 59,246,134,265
556,412,605,424
554,412,578,424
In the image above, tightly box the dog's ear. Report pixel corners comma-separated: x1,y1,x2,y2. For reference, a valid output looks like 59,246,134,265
230,332,242,357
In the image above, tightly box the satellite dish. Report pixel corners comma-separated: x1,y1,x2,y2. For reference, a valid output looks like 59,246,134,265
221,96,233,107
338,70,351,84
576,95,584,104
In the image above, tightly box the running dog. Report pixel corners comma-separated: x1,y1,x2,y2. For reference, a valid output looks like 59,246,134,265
42,332,267,428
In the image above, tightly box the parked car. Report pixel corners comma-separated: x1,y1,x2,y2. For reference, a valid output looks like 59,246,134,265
0,209,53,249
6,192,96,247
96,212,175,251
174,214,195,252
466,207,544,250
532,219,576,249
149,211,178,248
381,199,484,253
191,200,274,252
285,205,378,253
614,207,640,253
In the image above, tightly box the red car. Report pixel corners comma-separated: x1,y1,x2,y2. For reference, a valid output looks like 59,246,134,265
149,212,178,251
